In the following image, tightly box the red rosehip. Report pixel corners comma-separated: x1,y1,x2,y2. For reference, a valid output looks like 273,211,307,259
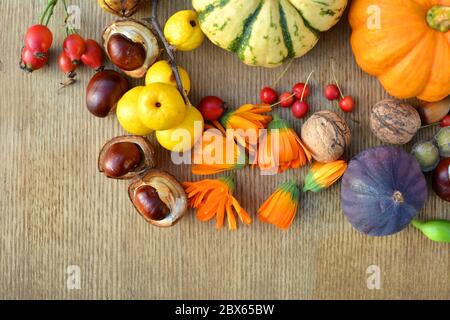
81,39,104,71
58,51,77,75
292,82,310,100
63,34,86,64
198,96,225,121
260,87,278,105
339,96,355,112
324,84,340,100
279,92,294,108
25,24,53,54
292,100,309,119
441,115,450,127
20,46,49,72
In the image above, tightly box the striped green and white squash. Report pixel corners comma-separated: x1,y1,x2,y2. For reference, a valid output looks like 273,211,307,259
192,0,348,67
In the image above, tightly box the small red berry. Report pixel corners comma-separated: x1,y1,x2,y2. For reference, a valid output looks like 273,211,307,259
324,84,340,100
292,83,310,100
198,96,225,121
20,46,49,72
25,24,53,54
441,115,450,127
63,34,86,64
58,51,76,74
260,87,278,104
81,39,104,70
279,92,294,108
292,100,309,119
339,96,355,112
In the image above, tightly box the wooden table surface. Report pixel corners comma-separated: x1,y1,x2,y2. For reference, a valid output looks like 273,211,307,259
0,0,449,300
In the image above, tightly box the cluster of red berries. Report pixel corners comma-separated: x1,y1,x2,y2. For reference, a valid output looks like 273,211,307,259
20,25,54,72
260,81,355,119
260,83,311,118
58,34,104,77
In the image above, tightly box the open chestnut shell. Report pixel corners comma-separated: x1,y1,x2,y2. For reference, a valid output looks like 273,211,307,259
98,135,156,179
128,170,188,227
103,20,159,78
98,0,142,18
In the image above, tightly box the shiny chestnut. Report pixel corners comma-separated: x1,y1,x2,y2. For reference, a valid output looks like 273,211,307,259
98,135,156,179
102,142,142,178
107,34,146,71
86,70,129,117
103,20,159,78
134,185,170,221
433,158,450,202
128,170,187,227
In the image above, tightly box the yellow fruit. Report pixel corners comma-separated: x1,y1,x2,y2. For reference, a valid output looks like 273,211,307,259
163,10,205,51
145,60,191,95
156,107,204,152
116,86,153,136
138,83,186,131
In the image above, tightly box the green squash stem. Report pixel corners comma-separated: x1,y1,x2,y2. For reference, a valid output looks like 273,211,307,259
411,219,450,243
427,5,450,33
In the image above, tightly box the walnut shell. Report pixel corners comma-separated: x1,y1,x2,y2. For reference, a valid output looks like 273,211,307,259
301,110,351,163
370,99,421,145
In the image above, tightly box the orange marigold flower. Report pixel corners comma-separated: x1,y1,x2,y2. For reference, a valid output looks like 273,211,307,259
256,115,311,173
258,180,300,230
303,160,347,192
183,176,251,230
191,126,246,175
220,104,272,151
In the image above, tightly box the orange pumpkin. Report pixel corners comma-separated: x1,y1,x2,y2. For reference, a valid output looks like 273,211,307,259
349,0,450,102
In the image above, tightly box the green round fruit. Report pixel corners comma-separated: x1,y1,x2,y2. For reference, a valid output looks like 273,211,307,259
411,141,440,172
434,126,450,157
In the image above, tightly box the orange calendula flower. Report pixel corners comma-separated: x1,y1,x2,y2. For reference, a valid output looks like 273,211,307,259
191,125,246,175
303,160,347,192
220,104,272,151
258,180,300,230
257,115,311,173
183,176,251,230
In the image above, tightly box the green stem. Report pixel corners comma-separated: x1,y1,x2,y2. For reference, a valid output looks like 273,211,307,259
427,5,450,32
61,0,76,35
145,0,190,105
419,121,440,130
411,219,423,228
39,0,58,26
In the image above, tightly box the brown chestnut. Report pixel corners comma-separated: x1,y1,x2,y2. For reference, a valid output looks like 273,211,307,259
107,34,146,71
433,158,450,202
98,135,156,179
86,70,129,117
128,170,187,227
103,20,159,78
102,142,142,178
134,185,170,221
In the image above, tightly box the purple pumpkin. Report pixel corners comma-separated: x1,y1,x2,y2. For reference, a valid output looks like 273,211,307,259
341,146,427,236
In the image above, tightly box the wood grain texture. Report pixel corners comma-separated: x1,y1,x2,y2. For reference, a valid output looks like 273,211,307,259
0,0,448,300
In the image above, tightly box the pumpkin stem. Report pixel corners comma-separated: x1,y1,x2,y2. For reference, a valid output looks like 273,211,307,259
427,5,450,33
392,190,404,203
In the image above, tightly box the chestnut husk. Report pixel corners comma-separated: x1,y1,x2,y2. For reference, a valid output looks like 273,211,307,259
98,0,142,17
103,20,159,78
98,135,156,179
86,70,129,117
128,170,188,227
